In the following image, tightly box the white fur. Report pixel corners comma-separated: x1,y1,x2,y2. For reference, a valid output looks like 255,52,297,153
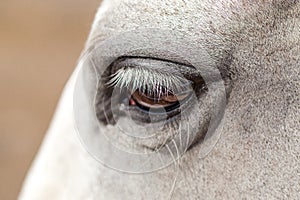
19,0,300,199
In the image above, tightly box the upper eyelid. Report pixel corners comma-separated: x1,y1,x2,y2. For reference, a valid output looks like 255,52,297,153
109,56,197,74
108,67,193,95
106,57,201,84
105,57,199,93
108,67,189,86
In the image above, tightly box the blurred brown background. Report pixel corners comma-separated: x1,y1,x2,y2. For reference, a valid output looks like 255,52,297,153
0,1,100,199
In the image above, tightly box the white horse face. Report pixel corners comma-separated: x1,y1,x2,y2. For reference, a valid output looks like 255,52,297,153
20,0,300,199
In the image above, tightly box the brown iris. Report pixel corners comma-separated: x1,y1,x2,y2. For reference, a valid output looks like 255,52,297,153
129,90,189,109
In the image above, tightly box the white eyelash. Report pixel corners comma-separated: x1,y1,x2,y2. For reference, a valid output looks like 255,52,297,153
107,67,192,96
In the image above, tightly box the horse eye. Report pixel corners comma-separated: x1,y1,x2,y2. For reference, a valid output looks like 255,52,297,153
96,57,206,125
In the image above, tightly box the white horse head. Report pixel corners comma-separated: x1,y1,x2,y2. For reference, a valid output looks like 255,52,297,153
20,0,300,199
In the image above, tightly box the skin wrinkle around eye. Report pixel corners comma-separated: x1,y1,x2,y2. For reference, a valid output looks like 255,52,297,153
70,28,230,176
75,29,229,164
94,55,228,154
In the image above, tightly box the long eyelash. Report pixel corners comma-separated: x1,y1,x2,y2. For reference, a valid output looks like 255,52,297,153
106,67,192,96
